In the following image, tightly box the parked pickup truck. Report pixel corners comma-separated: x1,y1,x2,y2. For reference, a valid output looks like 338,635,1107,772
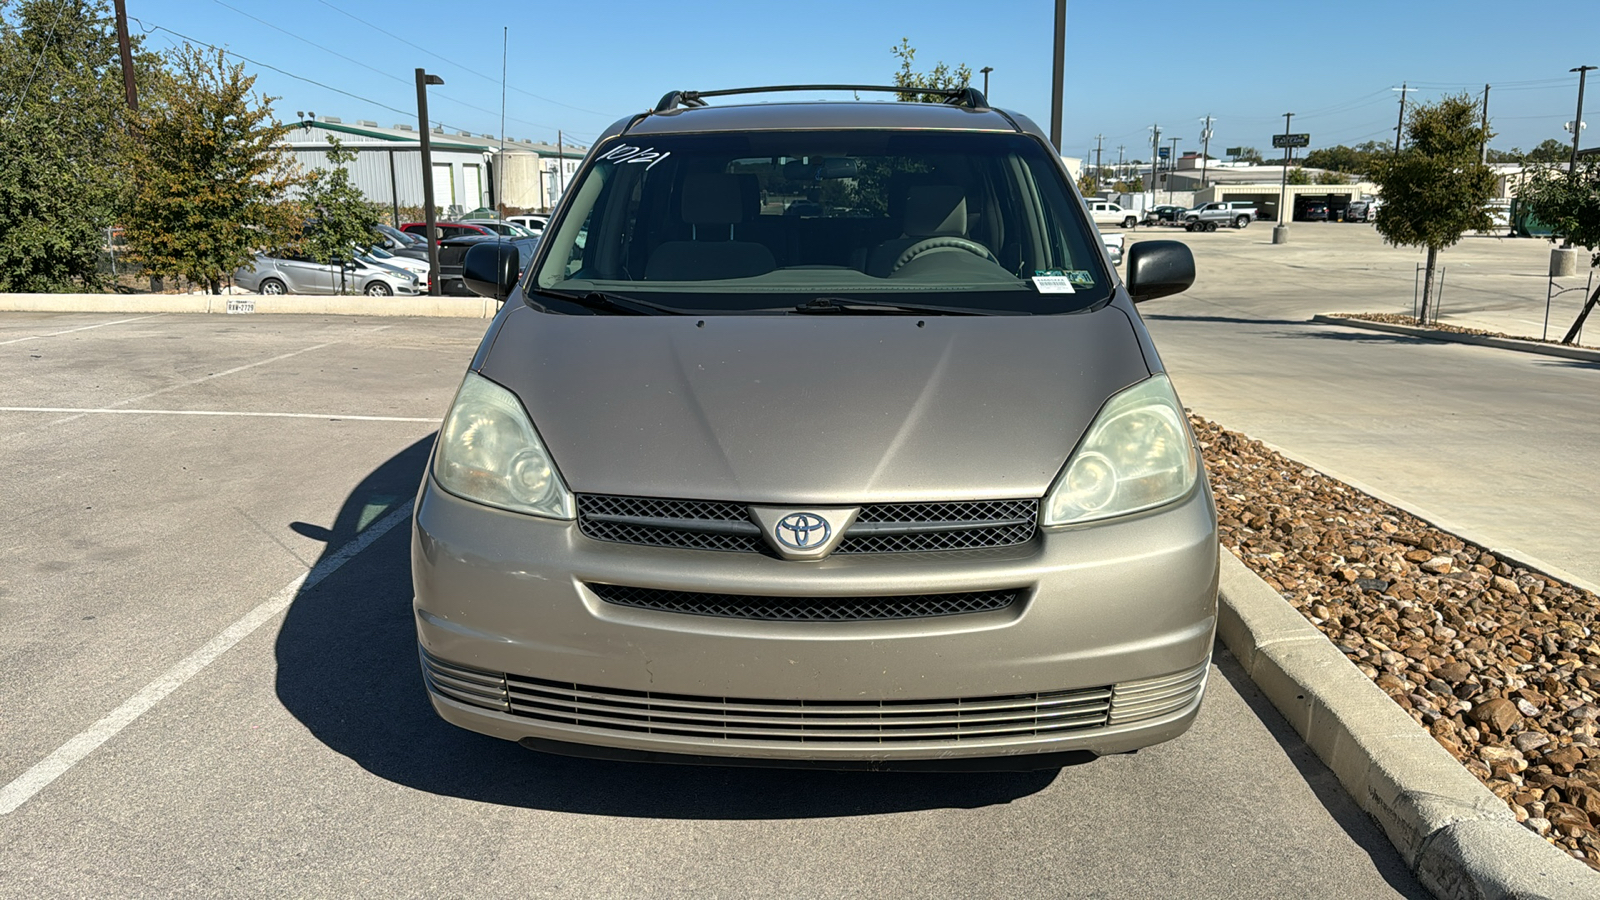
1086,199,1140,228
1184,201,1257,231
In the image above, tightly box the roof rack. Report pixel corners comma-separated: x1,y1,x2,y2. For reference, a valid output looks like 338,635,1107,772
652,84,989,114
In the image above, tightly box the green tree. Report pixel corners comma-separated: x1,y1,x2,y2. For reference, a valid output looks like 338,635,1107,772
1315,169,1350,185
1369,93,1496,324
299,137,381,293
1517,159,1600,343
1126,175,1145,192
1286,167,1311,185
1524,138,1572,164
1077,171,1098,195
1303,141,1391,177
122,45,305,294
1234,147,1264,165
890,38,971,103
0,0,156,291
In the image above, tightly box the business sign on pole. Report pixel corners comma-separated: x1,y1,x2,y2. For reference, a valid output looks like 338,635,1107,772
1225,147,1243,156
1272,133,1311,149
1157,147,1170,159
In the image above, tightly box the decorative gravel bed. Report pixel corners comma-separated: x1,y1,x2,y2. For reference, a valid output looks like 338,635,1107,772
1331,311,1597,350
1193,415,1600,869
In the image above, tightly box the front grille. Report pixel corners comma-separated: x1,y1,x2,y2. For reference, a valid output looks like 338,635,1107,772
421,648,1111,743
837,500,1037,553
576,494,1038,555
576,495,764,553
588,583,1019,621
421,650,1210,745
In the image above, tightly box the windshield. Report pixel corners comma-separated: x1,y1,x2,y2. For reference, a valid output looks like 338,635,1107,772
531,130,1110,314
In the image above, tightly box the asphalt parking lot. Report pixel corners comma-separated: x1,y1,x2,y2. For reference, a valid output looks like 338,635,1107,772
0,312,1425,898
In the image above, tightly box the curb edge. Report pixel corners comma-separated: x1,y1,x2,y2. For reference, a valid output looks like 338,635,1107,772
1217,548,1600,899
1311,314,1600,364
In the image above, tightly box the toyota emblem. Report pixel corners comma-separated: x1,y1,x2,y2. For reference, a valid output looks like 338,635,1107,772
774,512,831,550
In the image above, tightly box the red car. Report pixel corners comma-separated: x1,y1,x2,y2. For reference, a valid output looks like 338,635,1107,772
400,221,493,240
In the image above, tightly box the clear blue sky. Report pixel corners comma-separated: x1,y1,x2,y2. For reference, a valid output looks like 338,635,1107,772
123,0,1596,158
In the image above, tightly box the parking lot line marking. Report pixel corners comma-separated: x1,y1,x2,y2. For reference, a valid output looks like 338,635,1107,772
0,504,413,817
42,342,338,428
0,314,162,346
0,407,436,422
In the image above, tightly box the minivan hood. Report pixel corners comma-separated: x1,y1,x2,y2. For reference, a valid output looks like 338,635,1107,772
478,305,1152,504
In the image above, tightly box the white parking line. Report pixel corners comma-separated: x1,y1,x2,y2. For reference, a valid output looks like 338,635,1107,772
43,342,337,428
0,407,436,423
0,504,413,817
0,315,162,346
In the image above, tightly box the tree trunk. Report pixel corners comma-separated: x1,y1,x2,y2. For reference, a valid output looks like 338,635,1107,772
1562,279,1600,346
1418,245,1438,324
209,278,221,296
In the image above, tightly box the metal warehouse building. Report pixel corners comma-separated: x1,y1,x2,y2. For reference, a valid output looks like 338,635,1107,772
283,118,588,223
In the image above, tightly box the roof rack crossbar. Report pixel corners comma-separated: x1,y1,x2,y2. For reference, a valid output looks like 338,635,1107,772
652,84,989,113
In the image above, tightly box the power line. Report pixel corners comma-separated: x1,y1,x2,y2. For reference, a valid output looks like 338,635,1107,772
201,0,589,141
3,0,71,119
312,0,614,119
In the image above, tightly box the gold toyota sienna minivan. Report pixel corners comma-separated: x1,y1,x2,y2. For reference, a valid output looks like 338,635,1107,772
411,85,1215,769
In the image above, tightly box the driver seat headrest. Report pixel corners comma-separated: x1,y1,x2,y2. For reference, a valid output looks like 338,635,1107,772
903,185,967,238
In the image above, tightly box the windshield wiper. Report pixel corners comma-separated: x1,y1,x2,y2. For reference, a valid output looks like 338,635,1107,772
531,287,683,316
790,297,1019,316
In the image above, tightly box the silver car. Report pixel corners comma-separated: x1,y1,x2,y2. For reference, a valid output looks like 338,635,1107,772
414,85,1213,769
234,252,420,296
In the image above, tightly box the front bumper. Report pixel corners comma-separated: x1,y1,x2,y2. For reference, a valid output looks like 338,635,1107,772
412,478,1219,763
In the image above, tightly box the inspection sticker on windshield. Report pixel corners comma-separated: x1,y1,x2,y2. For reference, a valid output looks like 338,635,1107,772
1032,274,1076,293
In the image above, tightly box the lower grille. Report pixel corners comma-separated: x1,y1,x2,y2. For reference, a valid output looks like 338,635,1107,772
420,651,1210,745
588,583,1019,621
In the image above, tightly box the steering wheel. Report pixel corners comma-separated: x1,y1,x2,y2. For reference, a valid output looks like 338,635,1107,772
890,236,997,275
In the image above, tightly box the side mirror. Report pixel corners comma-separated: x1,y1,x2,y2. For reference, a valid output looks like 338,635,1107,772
1125,240,1195,303
463,242,519,301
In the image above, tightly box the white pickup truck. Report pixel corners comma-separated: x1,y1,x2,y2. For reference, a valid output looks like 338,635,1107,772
1086,199,1140,229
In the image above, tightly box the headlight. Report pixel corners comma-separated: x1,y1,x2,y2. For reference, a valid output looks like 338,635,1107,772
1042,374,1197,526
433,372,574,519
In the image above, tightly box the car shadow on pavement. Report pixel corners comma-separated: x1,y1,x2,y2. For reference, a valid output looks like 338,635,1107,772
1209,648,1427,897
273,437,1060,819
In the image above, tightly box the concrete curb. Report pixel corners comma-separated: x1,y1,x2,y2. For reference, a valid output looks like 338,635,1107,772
1312,315,1600,364
1217,548,1600,899
0,293,496,318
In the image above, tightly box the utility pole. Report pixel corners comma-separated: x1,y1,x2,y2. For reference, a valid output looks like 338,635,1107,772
416,69,445,296
1571,66,1596,181
1479,84,1490,165
557,130,566,198
980,66,993,99
1273,112,1294,245
112,0,138,111
1198,115,1214,189
1171,136,1184,201
1392,83,1414,154
1093,134,1104,192
1149,123,1161,197
1116,145,1125,183
1049,0,1065,150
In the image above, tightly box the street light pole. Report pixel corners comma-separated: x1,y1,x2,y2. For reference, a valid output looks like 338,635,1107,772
1166,137,1180,202
416,68,445,296
980,66,993,99
1571,65,1596,181
1149,123,1161,198
1273,112,1294,245
1049,0,1065,150
1198,115,1214,189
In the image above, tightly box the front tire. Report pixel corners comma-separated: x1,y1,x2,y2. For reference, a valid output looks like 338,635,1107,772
364,281,393,297
258,278,286,295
